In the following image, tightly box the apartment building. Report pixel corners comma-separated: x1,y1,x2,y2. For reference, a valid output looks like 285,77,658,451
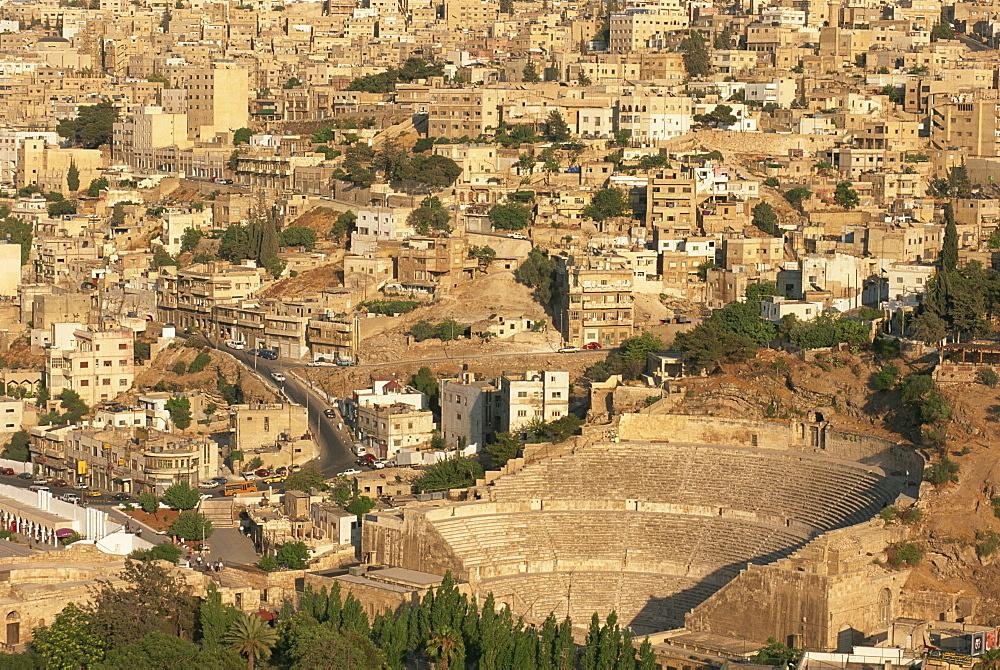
554,254,634,348
930,99,1000,158
500,370,570,435
608,5,688,53
439,372,501,450
356,403,435,459
426,88,503,140
156,261,265,333
616,92,692,144
29,425,218,493
231,403,309,456
646,167,698,234
180,62,250,140
396,236,467,293
45,329,134,406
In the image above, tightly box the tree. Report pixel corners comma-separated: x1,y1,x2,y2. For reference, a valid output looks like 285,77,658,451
468,245,497,272
279,226,318,250
407,196,451,234
941,206,958,273
233,128,254,145
30,603,107,668
680,31,711,77
410,320,437,342
2,429,30,461
180,228,203,254
522,61,541,83
139,491,160,515
582,187,629,221
162,481,200,510
400,154,462,187
435,319,464,341
223,611,278,670
693,104,736,128
200,583,241,651
413,457,485,493
219,223,251,262
331,210,356,240
618,332,663,378
345,494,376,521
545,110,571,142
169,511,213,541
752,201,778,235
516,247,558,306
48,199,76,217
66,161,80,192
283,465,327,492
931,22,955,41
713,26,732,49
227,149,243,171
56,101,118,148
283,77,302,89
783,187,812,212
0,217,32,264
275,541,310,569
87,176,108,197
488,202,532,230
129,542,183,564
165,397,192,430
426,626,464,670
484,432,520,468
834,181,860,209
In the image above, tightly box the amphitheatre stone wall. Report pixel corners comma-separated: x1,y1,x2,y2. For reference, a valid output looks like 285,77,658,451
617,413,801,449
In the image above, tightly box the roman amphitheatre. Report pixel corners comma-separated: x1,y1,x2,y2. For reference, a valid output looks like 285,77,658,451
365,410,934,650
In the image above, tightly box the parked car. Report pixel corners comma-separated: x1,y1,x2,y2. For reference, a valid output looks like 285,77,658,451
240,471,257,479
323,408,337,418
198,480,218,488
258,350,278,360
226,340,246,350
336,359,355,366
271,372,286,382
51,479,69,487
211,476,228,485
246,349,260,356
373,459,388,470
33,477,48,485
0,467,14,476
60,493,80,503
557,347,580,353
583,342,602,349
337,468,362,477
111,493,131,501
255,468,271,478
262,475,285,484
28,485,49,492
215,178,233,185
275,467,288,476
84,490,103,497
16,472,32,480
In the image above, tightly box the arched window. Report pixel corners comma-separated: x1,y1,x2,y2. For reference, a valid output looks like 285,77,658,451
6,611,20,645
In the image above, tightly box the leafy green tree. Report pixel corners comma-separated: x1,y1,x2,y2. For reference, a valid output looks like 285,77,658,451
516,247,558,306
87,176,108,197
85,560,198,649
410,366,440,416
753,637,802,666
227,149,243,171
0,217,33,264
56,101,118,148
180,228,203,254
930,22,955,40
30,603,107,668
672,321,758,372
522,61,541,83
283,465,327,492
162,481,200,510
219,223,251,262
413,457,485,492
407,196,451,234
48,199,76,217
488,202,532,230
66,160,80,192
485,432,520,468
435,319,464,341
331,210,356,240
169,511,213,541
129,542,183,564
680,30,711,77
279,226,318,250
165,397,192,430
752,201,778,235
345,495,375,521
346,71,398,93
139,491,160,515
152,246,179,269
834,181,860,209
275,541,310,569
582,187,629,221
468,245,497,272
874,365,900,391
693,104,736,127
783,187,812,212
223,611,278,670
545,110,571,142
713,27,732,49
99,630,227,667
283,77,302,89
233,127,254,145
2,429,30,461
398,57,445,82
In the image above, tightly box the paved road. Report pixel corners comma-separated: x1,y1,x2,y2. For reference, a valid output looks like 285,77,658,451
957,33,994,52
204,341,358,478
201,527,258,566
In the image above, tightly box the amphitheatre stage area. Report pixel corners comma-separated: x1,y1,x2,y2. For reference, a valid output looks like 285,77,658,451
364,413,924,649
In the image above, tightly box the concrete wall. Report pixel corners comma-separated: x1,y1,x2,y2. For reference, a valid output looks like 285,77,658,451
618,413,801,449
823,430,923,482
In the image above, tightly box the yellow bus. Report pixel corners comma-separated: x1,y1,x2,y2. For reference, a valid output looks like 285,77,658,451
224,481,258,496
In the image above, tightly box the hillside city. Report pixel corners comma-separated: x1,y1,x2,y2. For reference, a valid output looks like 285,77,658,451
0,0,996,666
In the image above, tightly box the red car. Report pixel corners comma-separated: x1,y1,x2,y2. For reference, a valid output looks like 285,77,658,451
583,342,602,349
0,468,14,476
254,468,271,478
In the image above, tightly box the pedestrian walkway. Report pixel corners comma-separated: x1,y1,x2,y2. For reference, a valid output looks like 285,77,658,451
199,498,236,529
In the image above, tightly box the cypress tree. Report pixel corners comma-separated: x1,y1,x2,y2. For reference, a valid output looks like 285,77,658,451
67,160,80,192
555,616,575,670
615,628,635,669
538,613,558,669
299,584,315,617
326,581,343,625
638,637,657,670
313,586,328,621
583,613,602,669
341,592,370,636
941,204,958,273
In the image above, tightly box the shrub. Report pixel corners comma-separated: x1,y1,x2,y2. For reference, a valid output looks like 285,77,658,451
172,361,187,375
275,541,310,569
977,530,1000,558
138,492,159,515
886,542,922,567
413,457,484,493
899,507,923,525
169,511,213,541
924,456,959,486
187,351,211,374
162,481,200,510
259,555,277,571
978,369,1000,388
360,300,419,315
873,365,899,391
129,542,182,564
879,506,898,523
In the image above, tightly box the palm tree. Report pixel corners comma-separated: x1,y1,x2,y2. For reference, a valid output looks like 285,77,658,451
223,611,278,670
425,626,464,670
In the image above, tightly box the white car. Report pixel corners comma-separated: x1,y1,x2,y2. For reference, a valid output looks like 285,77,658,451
372,460,387,470
272,372,286,382
337,468,362,477
198,480,218,488
558,347,581,353
226,340,246,350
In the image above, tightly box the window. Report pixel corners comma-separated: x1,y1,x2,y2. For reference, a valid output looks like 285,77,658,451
118,343,127,350
517,391,527,398
80,380,89,386
102,378,111,386
79,362,89,369
517,410,527,417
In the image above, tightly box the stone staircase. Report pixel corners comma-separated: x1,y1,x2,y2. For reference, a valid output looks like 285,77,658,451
199,498,236,529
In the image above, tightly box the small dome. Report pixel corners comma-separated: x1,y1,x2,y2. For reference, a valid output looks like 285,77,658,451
37,35,70,43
